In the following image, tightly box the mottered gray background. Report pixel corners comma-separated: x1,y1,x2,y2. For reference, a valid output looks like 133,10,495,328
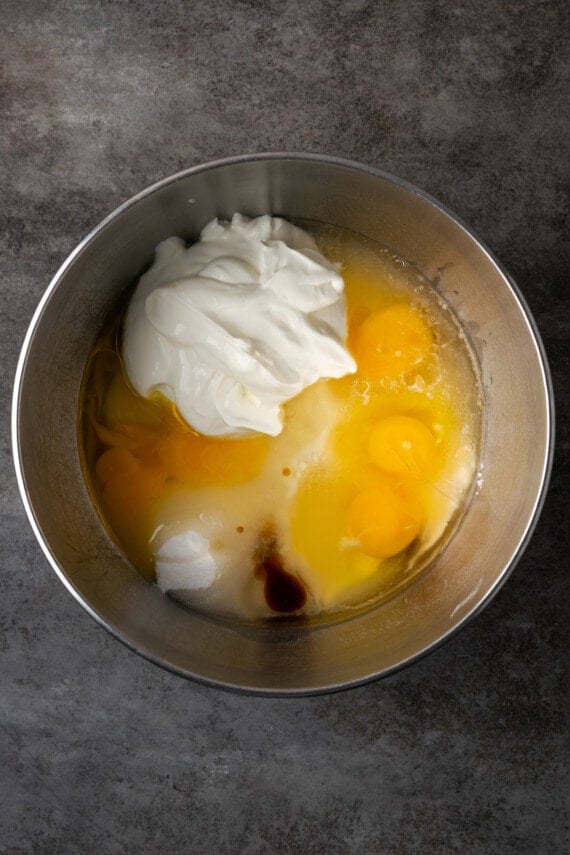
2,1,568,853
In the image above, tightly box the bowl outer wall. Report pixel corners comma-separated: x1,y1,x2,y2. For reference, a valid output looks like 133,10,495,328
12,154,554,695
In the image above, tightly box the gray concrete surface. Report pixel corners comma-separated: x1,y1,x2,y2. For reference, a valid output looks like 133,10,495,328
1,1,568,853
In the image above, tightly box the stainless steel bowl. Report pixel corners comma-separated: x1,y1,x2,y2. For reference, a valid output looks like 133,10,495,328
12,154,554,695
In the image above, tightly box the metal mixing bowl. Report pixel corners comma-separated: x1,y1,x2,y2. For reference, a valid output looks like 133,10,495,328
12,154,554,695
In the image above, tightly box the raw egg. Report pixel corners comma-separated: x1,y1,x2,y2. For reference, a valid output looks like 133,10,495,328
367,415,439,480
351,303,434,381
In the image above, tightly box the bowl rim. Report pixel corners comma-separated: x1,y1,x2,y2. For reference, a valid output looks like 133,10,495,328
11,151,556,695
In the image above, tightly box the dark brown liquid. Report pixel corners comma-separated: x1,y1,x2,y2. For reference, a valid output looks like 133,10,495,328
254,529,307,613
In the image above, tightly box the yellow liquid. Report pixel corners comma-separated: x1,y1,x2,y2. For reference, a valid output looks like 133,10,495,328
79,225,482,620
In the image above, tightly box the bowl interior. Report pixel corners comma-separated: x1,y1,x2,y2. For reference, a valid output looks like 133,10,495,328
13,155,552,694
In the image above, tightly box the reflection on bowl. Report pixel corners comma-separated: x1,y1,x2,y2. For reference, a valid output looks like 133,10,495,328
12,154,554,695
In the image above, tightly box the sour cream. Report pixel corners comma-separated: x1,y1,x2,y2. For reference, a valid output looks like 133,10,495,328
123,214,356,436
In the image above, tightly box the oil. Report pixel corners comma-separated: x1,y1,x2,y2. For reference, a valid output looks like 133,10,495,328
78,222,483,620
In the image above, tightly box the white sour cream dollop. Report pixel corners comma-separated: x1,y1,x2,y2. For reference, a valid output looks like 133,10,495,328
123,214,356,436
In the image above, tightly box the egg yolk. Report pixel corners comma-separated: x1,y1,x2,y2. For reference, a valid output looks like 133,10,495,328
351,303,433,381
367,415,439,479
346,482,423,558
156,422,269,487
94,445,166,576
